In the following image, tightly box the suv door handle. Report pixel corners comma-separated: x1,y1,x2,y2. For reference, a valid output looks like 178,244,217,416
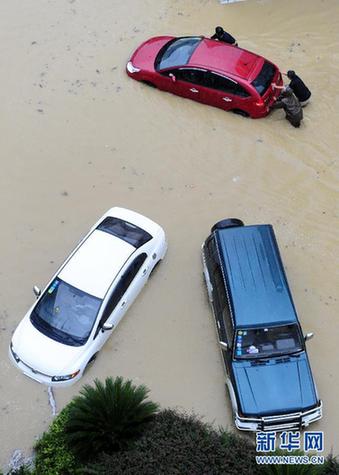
121,301,126,307
223,97,232,102
142,268,147,276
190,88,199,93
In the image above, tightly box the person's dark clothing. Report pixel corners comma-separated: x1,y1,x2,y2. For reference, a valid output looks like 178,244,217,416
272,92,303,128
289,75,311,102
211,30,237,45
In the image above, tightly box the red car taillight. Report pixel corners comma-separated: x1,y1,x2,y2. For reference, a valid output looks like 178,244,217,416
255,99,264,107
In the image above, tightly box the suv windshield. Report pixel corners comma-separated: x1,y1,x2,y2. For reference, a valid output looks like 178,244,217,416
251,61,275,96
30,278,102,346
155,37,202,71
234,324,303,359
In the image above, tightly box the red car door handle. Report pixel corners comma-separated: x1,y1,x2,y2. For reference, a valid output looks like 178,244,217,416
223,97,232,102
190,88,199,93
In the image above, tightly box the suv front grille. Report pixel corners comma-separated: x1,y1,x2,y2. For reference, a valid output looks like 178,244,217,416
261,412,301,431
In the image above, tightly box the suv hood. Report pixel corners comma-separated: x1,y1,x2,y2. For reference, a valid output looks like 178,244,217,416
233,353,318,416
12,314,84,376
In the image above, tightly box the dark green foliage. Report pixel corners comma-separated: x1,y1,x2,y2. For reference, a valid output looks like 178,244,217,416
34,404,80,475
318,454,339,474
84,409,261,475
7,467,32,475
64,376,159,461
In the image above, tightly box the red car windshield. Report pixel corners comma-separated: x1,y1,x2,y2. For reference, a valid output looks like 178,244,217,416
251,61,276,96
155,37,202,71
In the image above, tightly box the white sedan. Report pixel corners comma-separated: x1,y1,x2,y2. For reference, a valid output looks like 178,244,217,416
9,207,167,386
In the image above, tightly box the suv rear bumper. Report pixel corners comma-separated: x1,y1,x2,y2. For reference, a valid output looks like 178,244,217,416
235,402,322,432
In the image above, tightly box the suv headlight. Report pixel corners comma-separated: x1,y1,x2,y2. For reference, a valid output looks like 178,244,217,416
10,342,20,363
51,370,80,382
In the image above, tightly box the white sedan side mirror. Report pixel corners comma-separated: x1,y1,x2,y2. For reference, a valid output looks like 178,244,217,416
102,322,114,332
219,341,228,351
33,286,41,298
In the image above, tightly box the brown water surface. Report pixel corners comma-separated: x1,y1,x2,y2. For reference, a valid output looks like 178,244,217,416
0,0,338,468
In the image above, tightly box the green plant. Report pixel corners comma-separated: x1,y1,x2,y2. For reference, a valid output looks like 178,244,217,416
318,453,339,474
85,409,260,475
7,467,32,475
34,404,79,475
65,376,158,461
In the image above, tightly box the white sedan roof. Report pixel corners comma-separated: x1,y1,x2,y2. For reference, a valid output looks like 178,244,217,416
59,230,134,299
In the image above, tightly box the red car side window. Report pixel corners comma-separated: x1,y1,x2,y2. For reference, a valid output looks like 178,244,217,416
208,72,250,97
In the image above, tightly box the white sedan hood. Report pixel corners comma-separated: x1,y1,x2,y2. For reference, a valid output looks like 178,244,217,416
12,315,84,375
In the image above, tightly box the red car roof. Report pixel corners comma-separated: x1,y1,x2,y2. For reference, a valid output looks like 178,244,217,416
189,38,261,81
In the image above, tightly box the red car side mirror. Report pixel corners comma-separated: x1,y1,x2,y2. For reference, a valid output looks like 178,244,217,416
169,73,176,83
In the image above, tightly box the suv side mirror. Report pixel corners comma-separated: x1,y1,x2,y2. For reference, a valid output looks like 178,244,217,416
304,332,314,342
102,322,114,332
33,286,41,298
219,341,228,351
169,73,176,83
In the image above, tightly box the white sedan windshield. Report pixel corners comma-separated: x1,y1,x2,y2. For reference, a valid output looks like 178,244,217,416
31,278,102,346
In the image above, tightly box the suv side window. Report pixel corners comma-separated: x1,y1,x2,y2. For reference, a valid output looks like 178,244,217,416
208,72,250,97
207,238,234,344
212,265,229,342
98,253,147,328
206,236,219,268
222,304,234,345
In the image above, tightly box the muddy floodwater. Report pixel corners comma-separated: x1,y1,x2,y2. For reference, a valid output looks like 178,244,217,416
0,0,338,469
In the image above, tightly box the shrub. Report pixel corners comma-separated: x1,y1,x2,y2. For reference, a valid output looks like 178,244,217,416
64,377,158,461
84,409,261,475
34,404,79,475
7,468,32,475
318,453,339,474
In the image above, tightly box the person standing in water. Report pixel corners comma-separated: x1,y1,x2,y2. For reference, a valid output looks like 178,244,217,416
211,27,238,46
272,86,303,128
286,70,311,106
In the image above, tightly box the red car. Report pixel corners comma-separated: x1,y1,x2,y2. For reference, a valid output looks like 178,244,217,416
127,36,283,118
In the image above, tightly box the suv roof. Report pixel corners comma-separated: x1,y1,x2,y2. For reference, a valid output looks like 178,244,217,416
189,38,261,80
215,225,298,328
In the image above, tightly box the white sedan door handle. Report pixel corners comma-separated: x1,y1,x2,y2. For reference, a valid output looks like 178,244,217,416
223,97,232,102
190,88,199,93
121,301,126,307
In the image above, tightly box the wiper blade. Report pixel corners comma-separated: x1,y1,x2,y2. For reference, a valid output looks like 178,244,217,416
286,351,303,358
272,351,302,359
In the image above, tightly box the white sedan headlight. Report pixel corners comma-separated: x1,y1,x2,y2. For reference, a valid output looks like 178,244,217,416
10,342,20,362
51,370,80,382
